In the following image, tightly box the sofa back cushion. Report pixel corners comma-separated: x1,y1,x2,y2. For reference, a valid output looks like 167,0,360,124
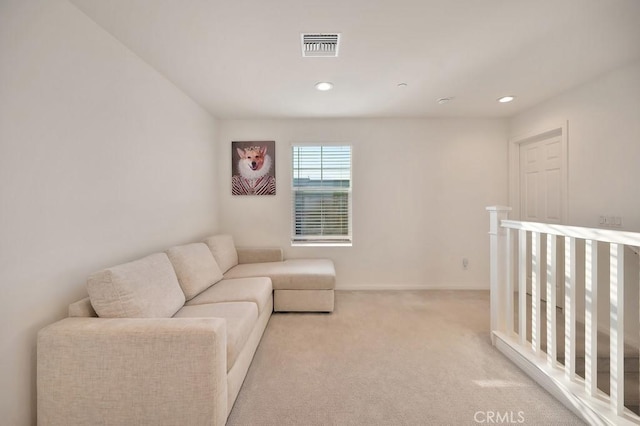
166,243,224,300
68,297,98,318
203,235,238,274
87,253,185,318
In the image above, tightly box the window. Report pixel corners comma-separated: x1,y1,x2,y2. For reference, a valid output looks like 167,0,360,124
292,145,352,245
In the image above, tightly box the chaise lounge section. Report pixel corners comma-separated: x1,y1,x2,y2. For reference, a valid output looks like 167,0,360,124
208,235,336,312
37,235,335,426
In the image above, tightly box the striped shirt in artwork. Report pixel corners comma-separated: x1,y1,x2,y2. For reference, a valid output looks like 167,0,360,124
232,175,276,195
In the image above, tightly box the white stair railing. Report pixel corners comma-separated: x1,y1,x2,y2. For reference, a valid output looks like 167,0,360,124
487,206,640,425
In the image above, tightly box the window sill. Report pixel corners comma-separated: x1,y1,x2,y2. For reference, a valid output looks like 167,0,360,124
291,242,352,248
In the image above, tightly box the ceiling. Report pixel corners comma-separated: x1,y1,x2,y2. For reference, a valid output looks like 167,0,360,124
69,0,640,119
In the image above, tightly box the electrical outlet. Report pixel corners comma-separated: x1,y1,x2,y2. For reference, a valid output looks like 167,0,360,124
462,258,469,270
598,215,623,228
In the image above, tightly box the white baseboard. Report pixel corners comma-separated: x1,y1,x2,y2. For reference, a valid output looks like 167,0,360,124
337,283,489,291
493,331,640,426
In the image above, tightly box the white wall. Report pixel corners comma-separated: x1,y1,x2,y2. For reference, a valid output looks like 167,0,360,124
509,59,640,231
509,60,640,345
0,1,219,424
218,119,508,289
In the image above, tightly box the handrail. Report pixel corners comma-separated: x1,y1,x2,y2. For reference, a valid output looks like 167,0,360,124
501,220,640,246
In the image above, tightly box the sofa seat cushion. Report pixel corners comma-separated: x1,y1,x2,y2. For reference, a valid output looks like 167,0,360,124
203,235,238,274
186,277,272,314
87,253,185,318
223,259,335,290
174,302,258,372
166,243,223,301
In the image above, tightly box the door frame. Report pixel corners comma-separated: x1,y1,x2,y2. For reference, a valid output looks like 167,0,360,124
508,122,568,224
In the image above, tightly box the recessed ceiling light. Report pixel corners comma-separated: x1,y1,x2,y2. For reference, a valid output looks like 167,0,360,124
498,95,515,103
437,97,454,104
315,82,334,91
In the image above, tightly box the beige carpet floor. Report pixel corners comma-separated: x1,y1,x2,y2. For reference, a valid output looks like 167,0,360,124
227,290,585,425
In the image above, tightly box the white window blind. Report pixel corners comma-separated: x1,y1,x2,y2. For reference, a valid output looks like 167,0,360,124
292,145,352,244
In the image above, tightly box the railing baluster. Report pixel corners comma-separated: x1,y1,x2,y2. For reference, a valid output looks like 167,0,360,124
565,236,576,380
506,228,514,336
610,243,625,415
546,234,557,366
532,232,541,354
585,240,598,396
519,229,527,345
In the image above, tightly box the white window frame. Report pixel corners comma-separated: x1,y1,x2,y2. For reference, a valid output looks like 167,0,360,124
291,143,352,246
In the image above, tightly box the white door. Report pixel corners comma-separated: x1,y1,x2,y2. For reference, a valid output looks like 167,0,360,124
519,134,566,306
520,135,563,224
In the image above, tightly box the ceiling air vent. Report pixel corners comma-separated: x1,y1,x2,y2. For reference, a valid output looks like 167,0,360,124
301,33,340,57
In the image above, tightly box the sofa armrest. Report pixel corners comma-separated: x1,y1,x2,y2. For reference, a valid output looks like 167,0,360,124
236,247,283,264
38,317,228,426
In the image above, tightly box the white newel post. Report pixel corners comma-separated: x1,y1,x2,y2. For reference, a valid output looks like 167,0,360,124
486,206,512,344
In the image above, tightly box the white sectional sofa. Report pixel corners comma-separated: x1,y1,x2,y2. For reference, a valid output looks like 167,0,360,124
37,235,335,426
